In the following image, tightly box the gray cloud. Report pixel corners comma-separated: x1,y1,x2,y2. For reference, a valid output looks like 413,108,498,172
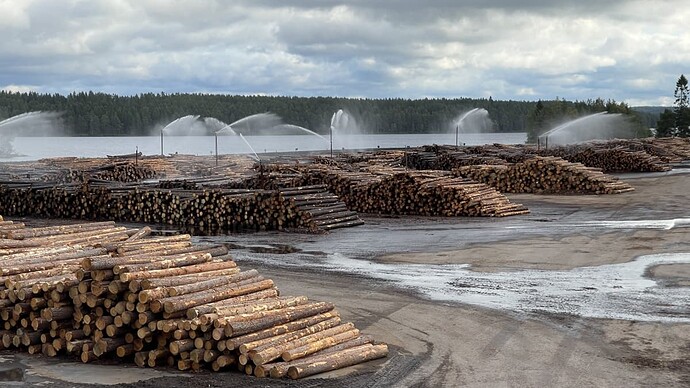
0,0,687,105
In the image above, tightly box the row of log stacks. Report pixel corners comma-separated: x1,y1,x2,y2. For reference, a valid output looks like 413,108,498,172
36,158,158,183
0,183,303,233
455,156,635,194
646,137,690,161
74,162,157,183
538,137,690,165
399,138,690,174
296,166,529,217
1,154,258,185
0,180,362,233
402,150,510,171
0,217,388,379
535,146,671,173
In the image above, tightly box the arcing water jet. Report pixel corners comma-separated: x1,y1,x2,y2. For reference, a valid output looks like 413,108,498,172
539,112,631,147
0,111,63,157
329,109,351,157
450,108,492,146
159,115,201,155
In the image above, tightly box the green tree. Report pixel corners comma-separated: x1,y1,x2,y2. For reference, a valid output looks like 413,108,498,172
674,74,690,137
655,109,676,137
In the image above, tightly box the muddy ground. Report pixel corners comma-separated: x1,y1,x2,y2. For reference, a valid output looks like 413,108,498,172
1,172,689,387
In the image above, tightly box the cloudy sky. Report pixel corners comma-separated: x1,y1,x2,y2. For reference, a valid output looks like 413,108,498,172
1,0,688,105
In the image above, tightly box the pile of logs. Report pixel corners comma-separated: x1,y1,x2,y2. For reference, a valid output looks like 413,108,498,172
0,217,388,379
455,156,635,194
398,139,690,174
0,181,360,234
279,185,364,231
38,158,158,183
402,150,510,171
299,166,529,217
70,162,157,183
536,146,671,173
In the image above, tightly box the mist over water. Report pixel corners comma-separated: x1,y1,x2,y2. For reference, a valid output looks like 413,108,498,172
216,113,283,136
210,113,328,158
0,111,63,156
539,112,634,146
330,109,365,150
0,133,527,161
158,115,205,136
450,108,493,134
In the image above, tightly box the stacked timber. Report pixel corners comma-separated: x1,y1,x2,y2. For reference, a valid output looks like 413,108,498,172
402,151,509,170
537,145,670,173
539,138,690,166
279,185,364,231
0,218,388,379
39,158,158,183
403,140,690,173
0,183,326,234
80,162,157,182
455,156,635,194
299,166,529,217
648,137,690,160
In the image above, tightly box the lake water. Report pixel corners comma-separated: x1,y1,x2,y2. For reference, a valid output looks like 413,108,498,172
2,133,526,161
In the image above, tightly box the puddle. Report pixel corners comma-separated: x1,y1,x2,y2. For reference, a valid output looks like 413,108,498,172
26,359,183,385
239,251,690,322
248,244,302,254
0,367,23,381
507,217,690,231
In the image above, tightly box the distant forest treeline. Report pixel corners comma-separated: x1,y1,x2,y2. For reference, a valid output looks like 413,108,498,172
0,91,659,138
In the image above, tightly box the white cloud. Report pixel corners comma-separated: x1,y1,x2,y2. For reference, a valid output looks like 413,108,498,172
0,0,31,30
0,0,687,105
2,84,37,93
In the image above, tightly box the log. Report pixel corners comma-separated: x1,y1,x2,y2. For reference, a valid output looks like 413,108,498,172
264,335,374,378
281,328,360,361
249,322,353,365
286,343,389,379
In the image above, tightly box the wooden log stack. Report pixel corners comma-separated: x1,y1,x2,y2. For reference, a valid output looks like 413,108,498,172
37,159,158,183
0,181,360,234
455,156,635,194
298,166,529,217
538,138,690,167
402,150,509,171
537,146,671,173
399,139,690,174
0,217,388,379
279,185,364,231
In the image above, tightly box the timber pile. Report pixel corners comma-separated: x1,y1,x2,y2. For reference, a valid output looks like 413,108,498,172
402,150,509,170
403,139,690,174
455,156,635,194
73,162,156,183
0,183,301,233
299,166,529,217
648,137,690,160
0,218,388,379
0,180,360,233
40,158,158,183
154,180,361,232
279,185,364,231
310,151,407,170
537,145,671,173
